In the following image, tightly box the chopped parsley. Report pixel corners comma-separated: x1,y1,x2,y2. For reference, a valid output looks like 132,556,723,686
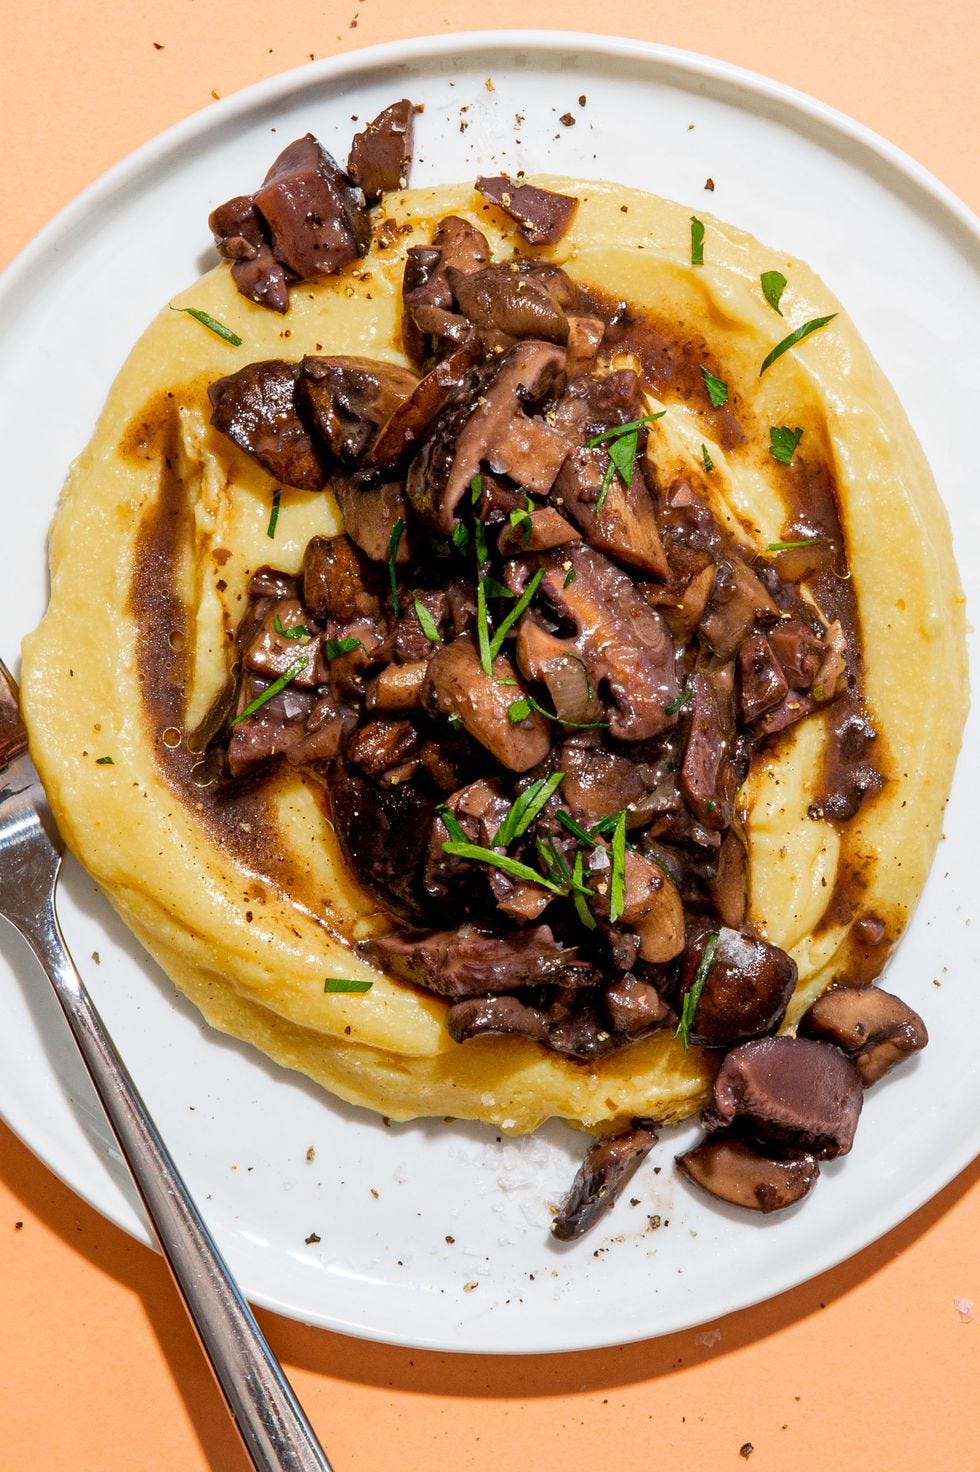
507,691,608,731
608,810,628,925
675,931,719,1050
440,840,569,895
387,516,406,615
563,566,577,588
760,270,787,315
413,598,442,643
492,772,566,848
95,756,114,765
586,413,665,513
768,537,820,552
760,314,837,376
267,488,281,540
664,688,693,716
701,444,714,473
324,636,362,659
476,576,493,676
690,216,705,266
572,848,597,931
274,614,310,640
231,658,309,726
700,366,728,408
488,568,544,663
769,425,804,465
324,977,374,993
169,304,242,346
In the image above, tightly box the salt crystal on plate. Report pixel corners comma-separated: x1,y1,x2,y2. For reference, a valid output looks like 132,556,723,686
954,1297,974,1323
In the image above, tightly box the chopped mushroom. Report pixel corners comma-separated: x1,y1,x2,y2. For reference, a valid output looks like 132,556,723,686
424,637,551,771
361,923,586,999
678,1133,819,1213
405,340,569,533
346,99,416,202
476,176,579,245
678,927,797,1048
208,361,325,490
551,1121,659,1240
299,357,419,464
798,985,928,1085
708,1036,864,1159
445,994,550,1043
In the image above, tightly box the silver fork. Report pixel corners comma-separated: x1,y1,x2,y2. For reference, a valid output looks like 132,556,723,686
0,657,333,1472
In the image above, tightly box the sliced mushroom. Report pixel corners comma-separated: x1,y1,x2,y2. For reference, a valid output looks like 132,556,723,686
605,975,671,1038
680,669,739,830
532,545,680,741
208,360,325,491
552,446,669,578
302,534,381,622
698,556,778,660
326,758,435,922
333,479,411,565
361,922,586,999
346,99,415,202
738,633,790,722
405,340,569,533
299,356,419,464
476,176,579,246
591,849,685,964
252,133,370,279
708,1036,864,1159
678,927,797,1048
423,636,551,772
551,1121,658,1241
445,995,550,1044
798,985,928,1085
447,262,571,350
369,347,480,467
677,1133,819,1213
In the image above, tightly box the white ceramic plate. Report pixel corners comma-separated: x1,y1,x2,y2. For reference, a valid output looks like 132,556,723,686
1,32,978,1355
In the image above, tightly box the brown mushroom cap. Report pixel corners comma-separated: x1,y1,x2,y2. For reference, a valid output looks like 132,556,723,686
709,1036,864,1159
798,984,928,1085
678,1132,819,1213
679,927,797,1049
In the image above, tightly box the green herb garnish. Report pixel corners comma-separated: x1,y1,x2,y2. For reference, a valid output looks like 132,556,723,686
488,568,544,663
413,598,442,644
700,367,728,408
769,425,804,465
492,772,566,848
509,504,534,546
563,567,576,588
169,304,242,346
664,688,693,716
324,636,362,659
476,576,493,676
483,575,516,602
767,538,820,552
572,848,597,931
701,444,714,473
760,270,787,315
231,658,309,726
470,473,484,505
274,614,310,640
473,514,489,566
556,809,595,845
387,516,406,615
690,216,705,266
760,314,837,376
436,803,468,842
440,840,568,895
451,522,470,552
95,756,114,765
266,487,281,539
507,691,608,731
324,977,374,993
608,810,627,925
675,931,719,1050
587,413,665,514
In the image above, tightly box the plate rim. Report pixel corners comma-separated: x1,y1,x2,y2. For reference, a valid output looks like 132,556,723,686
2,29,978,1353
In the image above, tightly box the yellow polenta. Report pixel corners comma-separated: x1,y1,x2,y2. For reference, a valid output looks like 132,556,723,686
21,180,967,1132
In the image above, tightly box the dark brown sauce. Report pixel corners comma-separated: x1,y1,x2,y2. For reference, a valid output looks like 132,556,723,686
124,392,348,938
126,273,895,978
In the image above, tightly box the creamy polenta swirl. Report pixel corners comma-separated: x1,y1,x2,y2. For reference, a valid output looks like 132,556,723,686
21,178,966,1133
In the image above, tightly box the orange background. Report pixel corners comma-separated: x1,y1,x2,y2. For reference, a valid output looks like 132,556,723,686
2,4,978,1470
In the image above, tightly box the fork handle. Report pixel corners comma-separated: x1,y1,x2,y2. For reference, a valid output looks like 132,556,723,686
24,892,334,1472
